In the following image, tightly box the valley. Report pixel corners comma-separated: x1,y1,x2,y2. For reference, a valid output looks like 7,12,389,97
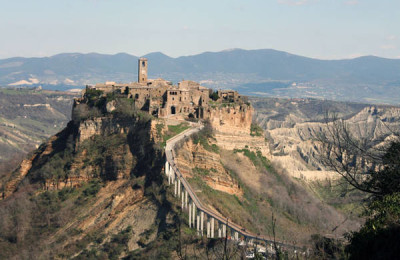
0,88,78,177
0,82,398,258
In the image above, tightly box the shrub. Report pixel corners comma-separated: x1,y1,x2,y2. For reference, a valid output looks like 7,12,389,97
250,123,263,137
209,91,219,101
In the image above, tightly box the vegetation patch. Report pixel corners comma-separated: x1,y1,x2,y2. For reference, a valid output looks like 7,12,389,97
191,123,219,153
160,122,190,147
250,122,264,137
192,167,211,176
234,148,281,183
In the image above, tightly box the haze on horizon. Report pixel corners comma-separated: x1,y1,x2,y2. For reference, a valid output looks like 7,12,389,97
0,0,399,60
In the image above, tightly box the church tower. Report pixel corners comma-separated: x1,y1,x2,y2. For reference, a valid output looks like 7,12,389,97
138,58,148,83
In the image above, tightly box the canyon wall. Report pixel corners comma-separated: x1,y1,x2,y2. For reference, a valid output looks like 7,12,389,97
253,98,400,180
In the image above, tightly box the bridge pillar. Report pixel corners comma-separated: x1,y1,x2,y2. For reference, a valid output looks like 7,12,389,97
169,164,173,185
188,202,192,227
200,211,204,236
184,190,188,209
235,231,239,241
174,179,177,196
165,161,168,175
192,201,196,227
181,190,184,209
218,222,222,238
196,214,200,234
211,217,215,238
171,166,175,183
177,179,181,198
167,163,171,185
206,219,210,238
222,224,226,238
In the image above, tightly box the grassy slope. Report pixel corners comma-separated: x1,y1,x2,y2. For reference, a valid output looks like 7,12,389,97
185,138,359,245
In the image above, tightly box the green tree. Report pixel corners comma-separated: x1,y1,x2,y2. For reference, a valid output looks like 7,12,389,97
209,91,219,101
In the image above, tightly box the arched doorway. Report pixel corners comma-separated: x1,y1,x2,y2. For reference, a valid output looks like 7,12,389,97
171,106,176,115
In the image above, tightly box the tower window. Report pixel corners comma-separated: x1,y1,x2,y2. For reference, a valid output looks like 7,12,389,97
142,61,146,66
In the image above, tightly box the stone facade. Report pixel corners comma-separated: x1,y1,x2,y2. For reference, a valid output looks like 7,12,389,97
89,79,210,118
85,58,248,120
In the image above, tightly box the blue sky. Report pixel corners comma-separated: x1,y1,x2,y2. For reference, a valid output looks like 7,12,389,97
0,0,399,59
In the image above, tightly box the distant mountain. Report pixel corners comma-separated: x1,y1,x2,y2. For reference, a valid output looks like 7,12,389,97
0,49,399,104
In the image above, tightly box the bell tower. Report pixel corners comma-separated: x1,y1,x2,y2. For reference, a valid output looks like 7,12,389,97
138,58,148,83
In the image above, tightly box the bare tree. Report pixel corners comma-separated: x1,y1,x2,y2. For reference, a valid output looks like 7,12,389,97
271,212,282,260
315,112,399,195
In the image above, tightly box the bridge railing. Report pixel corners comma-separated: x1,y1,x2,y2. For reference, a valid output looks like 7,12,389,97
164,122,303,252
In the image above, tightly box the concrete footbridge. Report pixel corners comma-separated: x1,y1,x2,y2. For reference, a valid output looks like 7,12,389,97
164,121,302,252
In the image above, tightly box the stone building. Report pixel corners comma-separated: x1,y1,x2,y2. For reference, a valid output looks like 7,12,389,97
86,58,244,119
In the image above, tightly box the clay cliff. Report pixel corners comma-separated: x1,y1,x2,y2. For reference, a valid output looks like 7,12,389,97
0,89,258,258
252,97,400,180
0,93,175,259
1,92,380,257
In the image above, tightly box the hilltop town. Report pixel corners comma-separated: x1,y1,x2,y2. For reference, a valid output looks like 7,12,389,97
85,58,248,120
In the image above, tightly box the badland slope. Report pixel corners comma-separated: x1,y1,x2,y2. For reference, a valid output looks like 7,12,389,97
0,87,257,258
0,93,178,259
0,88,78,177
174,124,361,245
252,97,400,180
1,92,388,257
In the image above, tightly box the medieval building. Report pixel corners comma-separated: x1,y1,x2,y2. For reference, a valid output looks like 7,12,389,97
85,58,243,119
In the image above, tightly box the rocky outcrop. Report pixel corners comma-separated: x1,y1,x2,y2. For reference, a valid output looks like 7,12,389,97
205,104,253,135
175,139,243,196
1,158,33,199
1,113,156,198
253,99,400,180
76,117,132,144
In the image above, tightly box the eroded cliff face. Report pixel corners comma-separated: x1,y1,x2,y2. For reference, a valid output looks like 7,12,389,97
173,109,359,244
175,139,243,196
0,104,170,258
205,104,253,135
0,112,160,198
253,98,400,180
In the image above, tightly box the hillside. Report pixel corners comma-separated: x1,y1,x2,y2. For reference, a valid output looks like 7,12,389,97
0,85,373,259
0,91,182,259
251,97,400,181
1,49,400,104
0,88,78,177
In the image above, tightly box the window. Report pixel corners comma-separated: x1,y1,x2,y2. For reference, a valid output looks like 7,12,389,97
142,61,145,67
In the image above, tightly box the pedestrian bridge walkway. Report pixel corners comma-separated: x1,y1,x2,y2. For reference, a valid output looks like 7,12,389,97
164,121,303,253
